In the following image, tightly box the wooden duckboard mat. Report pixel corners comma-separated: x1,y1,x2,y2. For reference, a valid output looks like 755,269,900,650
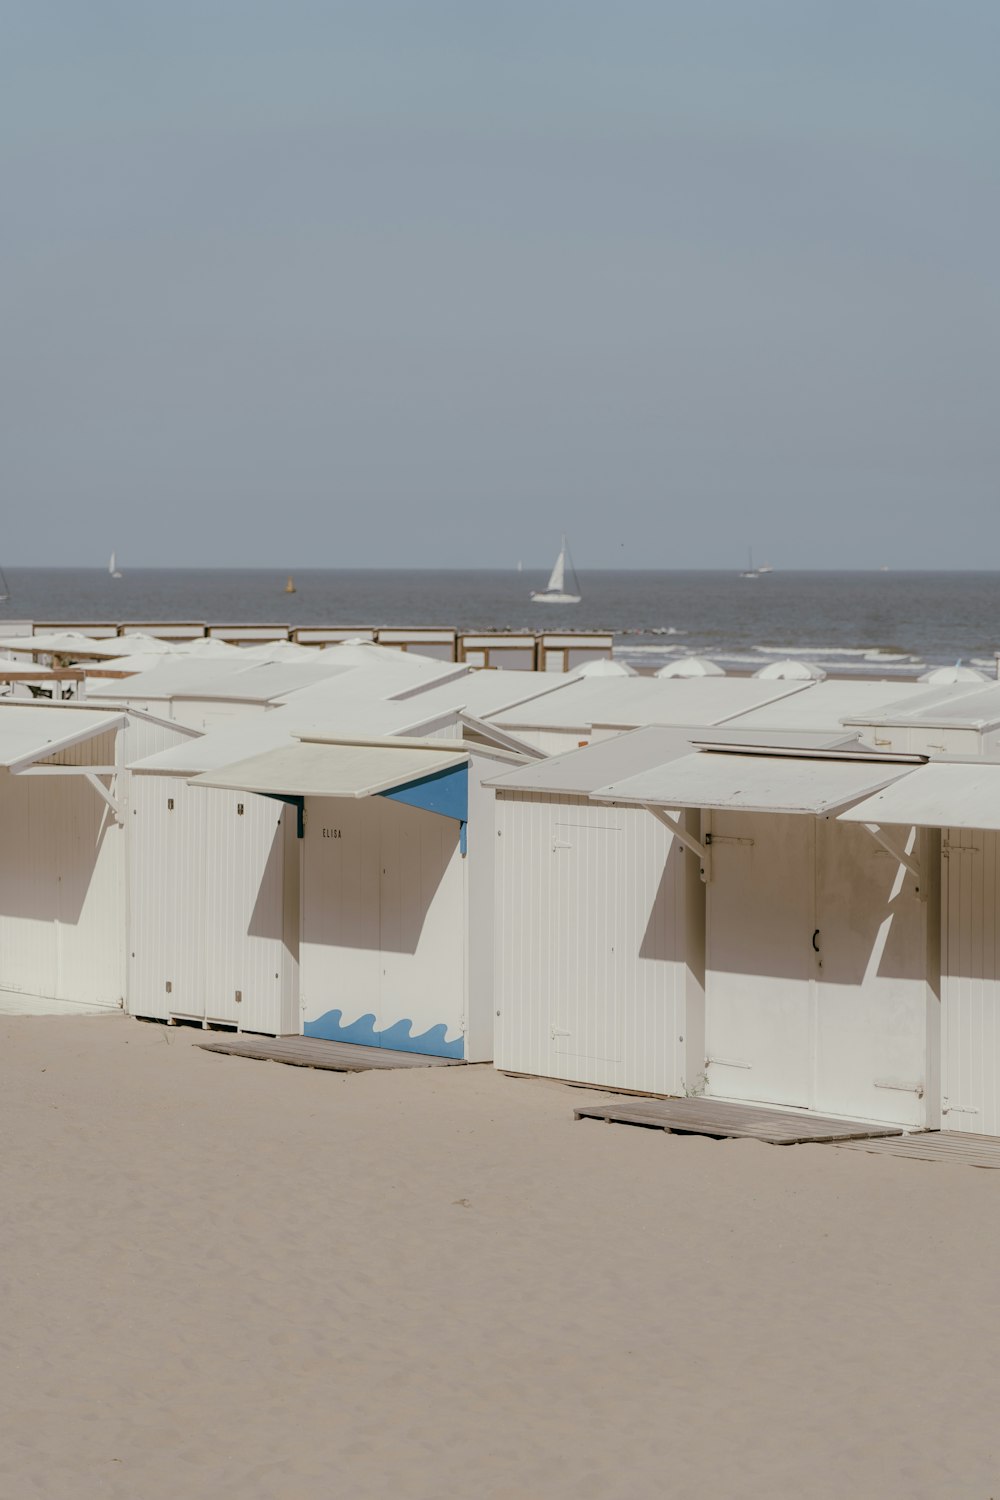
198,1035,463,1072
836,1131,1000,1169
574,1095,905,1145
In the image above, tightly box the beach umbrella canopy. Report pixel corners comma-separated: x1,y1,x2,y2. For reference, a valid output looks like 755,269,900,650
569,658,637,678
171,637,243,658
753,659,827,681
240,639,318,661
655,656,726,678
918,664,989,684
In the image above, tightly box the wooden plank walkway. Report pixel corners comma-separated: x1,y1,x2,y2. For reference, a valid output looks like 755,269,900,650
197,1035,463,1072
836,1131,1000,1169
574,1095,905,1145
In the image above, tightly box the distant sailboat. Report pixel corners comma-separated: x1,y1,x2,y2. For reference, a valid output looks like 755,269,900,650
284,575,297,594
109,551,122,579
757,561,774,574
740,547,759,579
531,536,581,604
0,568,9,603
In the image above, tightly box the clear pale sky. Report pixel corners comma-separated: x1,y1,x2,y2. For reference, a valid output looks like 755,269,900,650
3,1,998,569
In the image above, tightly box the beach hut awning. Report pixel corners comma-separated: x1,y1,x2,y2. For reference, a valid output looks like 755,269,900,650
0,706,127,773
189,736,469,800
838,761,1000,831
591,748,921,816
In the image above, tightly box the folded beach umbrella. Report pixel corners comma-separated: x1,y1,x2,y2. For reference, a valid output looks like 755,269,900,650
655,656,726,678
918,663,989,684
569,658,637,678
753,659,827,681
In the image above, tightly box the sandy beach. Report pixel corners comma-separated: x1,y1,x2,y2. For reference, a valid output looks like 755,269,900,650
2,1015,999,1499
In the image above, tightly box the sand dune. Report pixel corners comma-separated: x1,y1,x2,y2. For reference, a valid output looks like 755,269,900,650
1,1014,998,1499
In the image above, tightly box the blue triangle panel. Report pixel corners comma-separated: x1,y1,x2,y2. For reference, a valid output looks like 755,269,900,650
378,762,468,824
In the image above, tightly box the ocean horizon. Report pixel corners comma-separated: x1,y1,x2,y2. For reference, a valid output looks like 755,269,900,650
2,568,999,679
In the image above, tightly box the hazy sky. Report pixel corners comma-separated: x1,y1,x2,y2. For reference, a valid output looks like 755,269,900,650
3,1,998,569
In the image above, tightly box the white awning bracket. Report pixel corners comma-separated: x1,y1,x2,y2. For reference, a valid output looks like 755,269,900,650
85,773,123,823
645,805,712,882
861,822,923,893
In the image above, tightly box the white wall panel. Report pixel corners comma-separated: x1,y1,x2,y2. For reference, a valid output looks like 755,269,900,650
300,796,466,1056
129,777,296,1033
494,791,695,1093
942,828,1000,1134
0,771,124,1011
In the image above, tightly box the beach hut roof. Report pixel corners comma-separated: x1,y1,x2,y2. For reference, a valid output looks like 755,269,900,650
190,736,469,800
485,725,858,797
384,669,573,721
491,676,810,733
655,656,726,678
592,745,922,816
843,683,1000,732
130,698,459,775
753,659,827,681
719,681,931,733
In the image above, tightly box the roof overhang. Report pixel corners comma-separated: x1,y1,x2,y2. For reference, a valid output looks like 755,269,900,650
592,749,922,817
838,761,1000,831
189,735,469,800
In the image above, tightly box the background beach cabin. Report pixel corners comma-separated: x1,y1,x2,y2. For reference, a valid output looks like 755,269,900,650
119,622,208,642
595,745,938,1127
717,680,935,744
375,628,457,661
840,762,1000,1137
490,727,709,1094
841,683,1000,757
190,735,518,1060
0,703,194,1015
458,633,537,671
537,632,614,673
206,623,291,645
488,676,813,755
291,627,376,646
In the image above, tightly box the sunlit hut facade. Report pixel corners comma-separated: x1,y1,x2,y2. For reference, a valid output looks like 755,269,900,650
0,702,194,1015
592,742,939,1129
182,732,522,1061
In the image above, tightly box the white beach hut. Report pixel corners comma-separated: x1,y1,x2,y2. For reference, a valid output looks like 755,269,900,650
488,676,813,754
187,732,521,1060
594,744,937,1127
0,702,194,1015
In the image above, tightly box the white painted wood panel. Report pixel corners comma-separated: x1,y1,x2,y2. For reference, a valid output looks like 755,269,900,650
494,791,695,1093
942,828,1000,1135
300,796,466,1055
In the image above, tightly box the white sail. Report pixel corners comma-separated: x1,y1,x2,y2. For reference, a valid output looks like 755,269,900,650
531,535,581,604
109,551,122,578
546,542,567,594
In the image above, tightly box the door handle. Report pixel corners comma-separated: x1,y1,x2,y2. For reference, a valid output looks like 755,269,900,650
812,929,820,953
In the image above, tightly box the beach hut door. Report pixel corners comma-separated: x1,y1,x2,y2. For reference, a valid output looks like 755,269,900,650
705,812,816,1107
549,822,623,1064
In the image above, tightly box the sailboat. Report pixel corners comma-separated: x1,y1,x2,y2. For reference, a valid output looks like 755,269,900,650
739,547,759,579
284,576,297,594
531,536,581,604
109,551,122,579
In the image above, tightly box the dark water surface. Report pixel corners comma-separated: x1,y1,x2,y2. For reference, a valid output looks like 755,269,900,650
2,569,999,676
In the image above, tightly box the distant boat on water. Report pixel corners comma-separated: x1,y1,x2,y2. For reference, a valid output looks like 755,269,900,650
757,561,774,574
285,576,297,594
109,552,122,579
531,536,581,604
740,548,759,579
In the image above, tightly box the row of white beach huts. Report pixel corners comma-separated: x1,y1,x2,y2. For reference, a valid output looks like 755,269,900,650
5,643,1000,1136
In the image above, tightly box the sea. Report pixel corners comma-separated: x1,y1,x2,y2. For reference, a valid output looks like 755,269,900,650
2,568,1000,680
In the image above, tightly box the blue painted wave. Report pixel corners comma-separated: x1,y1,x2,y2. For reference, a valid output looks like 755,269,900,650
304,1007,465,1060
